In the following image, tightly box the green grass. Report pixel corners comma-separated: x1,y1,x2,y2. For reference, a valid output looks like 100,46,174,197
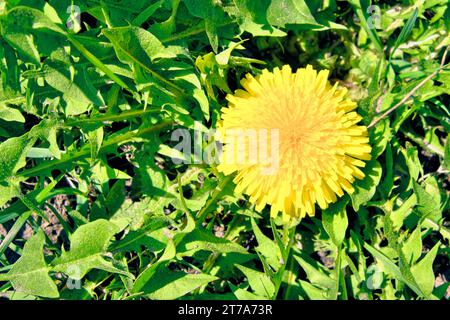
0,0,449,300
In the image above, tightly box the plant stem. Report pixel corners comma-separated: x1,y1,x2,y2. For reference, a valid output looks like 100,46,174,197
19,121,174,178
67,34,131,91
65,108,159,126
195,175,233,226
273,223,296,299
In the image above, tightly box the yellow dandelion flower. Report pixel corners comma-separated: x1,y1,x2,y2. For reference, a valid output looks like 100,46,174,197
217,65,371,222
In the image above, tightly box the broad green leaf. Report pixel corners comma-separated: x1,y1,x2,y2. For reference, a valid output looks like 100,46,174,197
105,180,126,216
293,254,334,291
322,197,349,247
132,238,176,293
402,228,422,265
176,228,247,257
51,219,130,280
411,242,440,298
102,26,177,66
236,265,275,298
0,119,62,182
228,0,286,37
91,161,131,185
102,26,184,94
412,179,441,223
251,217,281,270
139,265,218,299
43,61,104,115
402,143,422,182
230,284,267,300
0,231,59,298
350,160,382,211
183,0,228,52
364,242,424,297
0,135,32,182
0,104,25,122
444,136,450,170
0,6,64,64
3,6,65,34
1,31,40,65
370,119,392,159
298,280,327,300
267,0,317,27
0,180,21,207
87,126,104,161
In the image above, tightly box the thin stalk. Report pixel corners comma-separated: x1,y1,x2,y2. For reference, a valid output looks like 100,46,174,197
283,248,297,300
160,21,234,43
195,175,233,226
67,34,131,91
65,108,159,126
272,224,296,299
19,121,173,178
0,211,32,255
195,214,243,295
336,247,348,300
44,202,73,236
176,173,192,218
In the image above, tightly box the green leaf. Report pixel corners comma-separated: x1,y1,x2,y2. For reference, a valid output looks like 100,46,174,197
350,160,382,211
298,280,327,300
51,219,130,280
266,0,318,27
444,136,450,170
2,6,65,35
0,6,63,64
229,0,286,37
364,242,424,297
0,180,21,207
0,104,25,122
293,254,334,292
87,126,104,161
402,228,422,265
176,228,247,257
402,143,422,182
132,0,164,26
230,284,268,300
322,197,349,247
348,0,383,53
132,238,176,294
390,8,419,58
102,26,184,94
43,61,103,115
139,265,218,299
0,119,62,183
0,231,59,298
0,134,36,182
370,119,392,159
236,265,275,298
412,179,441,223
102,26,177,65
251,217,281,270
158,144,189,163
183,0,228,52
410,242,440,298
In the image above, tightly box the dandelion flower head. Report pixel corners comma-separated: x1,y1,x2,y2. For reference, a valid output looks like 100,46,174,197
217,65,372,222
